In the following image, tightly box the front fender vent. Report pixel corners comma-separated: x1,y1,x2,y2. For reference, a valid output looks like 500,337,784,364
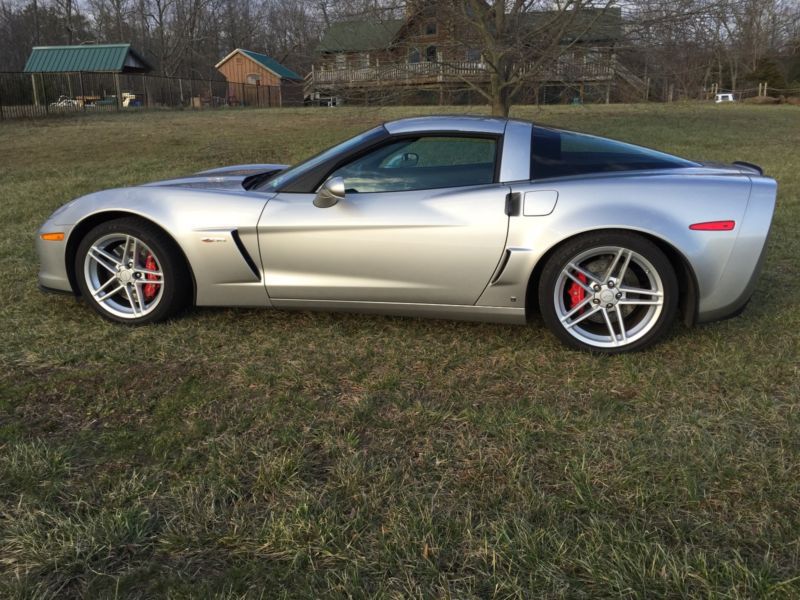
231,230,261,280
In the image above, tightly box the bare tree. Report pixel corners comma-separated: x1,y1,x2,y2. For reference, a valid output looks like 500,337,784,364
429,0,619,116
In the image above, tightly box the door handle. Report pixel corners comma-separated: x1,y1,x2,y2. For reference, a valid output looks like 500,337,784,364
505,192,521,216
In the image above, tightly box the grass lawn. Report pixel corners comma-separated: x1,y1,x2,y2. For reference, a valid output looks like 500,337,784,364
1,103,798,598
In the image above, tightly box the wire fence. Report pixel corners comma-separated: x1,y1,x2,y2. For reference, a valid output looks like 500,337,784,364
0,71,304,120
706,85,800,100
2,70,798,120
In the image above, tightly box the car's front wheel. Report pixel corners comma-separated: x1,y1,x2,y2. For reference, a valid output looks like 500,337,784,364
538,231,678,353
75,217,191,324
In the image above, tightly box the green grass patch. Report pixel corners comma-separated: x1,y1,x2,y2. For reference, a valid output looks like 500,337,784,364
1,104,799,597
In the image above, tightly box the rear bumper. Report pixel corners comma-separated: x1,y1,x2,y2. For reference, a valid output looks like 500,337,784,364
696,177,776,323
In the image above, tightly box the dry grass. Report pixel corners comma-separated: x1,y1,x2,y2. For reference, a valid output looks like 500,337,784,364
0,103,799,598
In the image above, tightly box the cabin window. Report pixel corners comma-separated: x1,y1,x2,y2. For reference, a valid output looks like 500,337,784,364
246,74,261,85
425,21,437,35
425,46,437,62
335,53,346,67
466,48,481,62
408,48,421,64
358,52,369,68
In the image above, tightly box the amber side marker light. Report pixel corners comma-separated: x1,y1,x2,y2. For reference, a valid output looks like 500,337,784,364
40,232,65,241
689,221,735,231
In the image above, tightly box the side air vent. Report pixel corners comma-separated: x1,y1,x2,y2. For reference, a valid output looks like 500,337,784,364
230,230,261,280
490,250,512,285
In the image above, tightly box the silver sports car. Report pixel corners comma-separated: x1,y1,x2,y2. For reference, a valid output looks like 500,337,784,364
37,116,777,352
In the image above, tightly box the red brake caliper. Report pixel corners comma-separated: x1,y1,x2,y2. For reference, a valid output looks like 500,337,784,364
567,272,588,312
143,253,159,301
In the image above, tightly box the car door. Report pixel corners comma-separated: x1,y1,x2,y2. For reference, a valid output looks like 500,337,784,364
258,135,510,306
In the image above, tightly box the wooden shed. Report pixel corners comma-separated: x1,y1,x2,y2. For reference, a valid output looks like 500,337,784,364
215,49,303,107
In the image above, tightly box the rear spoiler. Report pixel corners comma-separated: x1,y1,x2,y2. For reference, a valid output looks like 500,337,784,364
733,161,763,175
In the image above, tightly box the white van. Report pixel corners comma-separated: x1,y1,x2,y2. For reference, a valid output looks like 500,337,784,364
714,93,735,103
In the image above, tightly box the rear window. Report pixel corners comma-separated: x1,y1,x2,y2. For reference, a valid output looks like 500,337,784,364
531,126,697,180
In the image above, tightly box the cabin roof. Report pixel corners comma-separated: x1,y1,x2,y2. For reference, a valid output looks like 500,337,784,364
317,19,405,53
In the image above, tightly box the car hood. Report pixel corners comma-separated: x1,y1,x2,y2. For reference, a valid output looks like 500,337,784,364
140,163,289,191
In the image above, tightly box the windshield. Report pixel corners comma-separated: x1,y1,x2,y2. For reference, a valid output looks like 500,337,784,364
258,126,386,192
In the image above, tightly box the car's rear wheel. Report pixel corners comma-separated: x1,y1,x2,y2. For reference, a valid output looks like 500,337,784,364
75,217,191,324
538,231,678,353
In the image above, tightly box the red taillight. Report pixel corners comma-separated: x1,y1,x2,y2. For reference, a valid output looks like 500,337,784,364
689,221,735,231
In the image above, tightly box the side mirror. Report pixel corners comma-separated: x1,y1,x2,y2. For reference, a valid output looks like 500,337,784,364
314,176,345,208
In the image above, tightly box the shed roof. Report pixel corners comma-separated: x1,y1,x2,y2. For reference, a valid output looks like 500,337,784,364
24,44,152,73
215,49,302,81
317,19,404,53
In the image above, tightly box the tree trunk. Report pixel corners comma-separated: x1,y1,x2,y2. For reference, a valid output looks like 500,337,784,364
489,73,510,117
490,97,509,117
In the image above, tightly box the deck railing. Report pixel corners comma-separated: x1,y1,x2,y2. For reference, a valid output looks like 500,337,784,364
309,55,615,87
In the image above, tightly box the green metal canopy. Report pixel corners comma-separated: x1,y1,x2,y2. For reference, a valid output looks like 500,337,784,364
24,44,152,73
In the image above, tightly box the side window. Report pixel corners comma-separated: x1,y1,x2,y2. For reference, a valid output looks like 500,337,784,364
530,126,696,179
465,48,482,62
330,136,497,193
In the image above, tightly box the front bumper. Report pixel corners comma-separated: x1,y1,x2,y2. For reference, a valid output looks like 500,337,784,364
36,223,73,293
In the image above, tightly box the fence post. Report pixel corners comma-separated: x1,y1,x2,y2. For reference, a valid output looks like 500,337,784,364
114,73,122,111
31,74,39,107
240,82,244,107
42,75,48,116
0,78,4,121
78,71,86,111
188,77,194,109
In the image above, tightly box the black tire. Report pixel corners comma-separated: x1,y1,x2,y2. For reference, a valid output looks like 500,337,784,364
74,217,192,324
538,231,679,353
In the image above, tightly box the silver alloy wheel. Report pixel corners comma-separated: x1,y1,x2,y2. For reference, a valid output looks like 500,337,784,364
554,245,665,349
83,233,165,319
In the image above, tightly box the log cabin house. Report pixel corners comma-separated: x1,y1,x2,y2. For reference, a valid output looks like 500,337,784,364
216,49,303,107
306,2,644,104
